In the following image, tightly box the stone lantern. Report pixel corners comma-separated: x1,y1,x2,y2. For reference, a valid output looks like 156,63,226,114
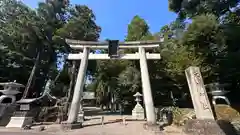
132,92,145,120
0,81,24,104
205,82,230,105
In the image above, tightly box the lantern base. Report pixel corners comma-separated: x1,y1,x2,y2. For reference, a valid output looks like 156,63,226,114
132,103,145,120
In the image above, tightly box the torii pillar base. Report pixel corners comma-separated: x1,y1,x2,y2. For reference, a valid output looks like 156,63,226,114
61,121,83,130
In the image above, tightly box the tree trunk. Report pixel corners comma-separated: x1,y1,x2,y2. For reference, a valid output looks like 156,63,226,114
64,61,76,113
22,52,40,99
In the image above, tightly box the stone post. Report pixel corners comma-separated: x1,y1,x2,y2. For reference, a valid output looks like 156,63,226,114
185,66,214,119
67,47,89,123
139,47,156,124
184,67,237,135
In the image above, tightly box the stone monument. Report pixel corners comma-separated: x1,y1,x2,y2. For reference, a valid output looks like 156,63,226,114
184,66,237,135
132,92,145,120
185,66,214,120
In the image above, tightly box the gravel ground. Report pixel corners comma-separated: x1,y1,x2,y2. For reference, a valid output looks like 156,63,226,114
0,132,53,135
0,115,185,135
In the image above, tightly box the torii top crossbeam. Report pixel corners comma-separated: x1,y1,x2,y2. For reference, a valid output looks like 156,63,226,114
66,39,161,49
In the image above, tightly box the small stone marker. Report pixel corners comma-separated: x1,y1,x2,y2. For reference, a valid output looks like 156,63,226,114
101,116,104,125
185,66,214,120
122,116,127,125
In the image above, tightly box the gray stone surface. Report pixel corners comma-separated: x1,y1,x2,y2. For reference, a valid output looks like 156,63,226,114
231,119,240,134
218,120,238,135
139,47,156,124
67,47,89,123
6,116,33,128
185,66,215,120
184,119,237,135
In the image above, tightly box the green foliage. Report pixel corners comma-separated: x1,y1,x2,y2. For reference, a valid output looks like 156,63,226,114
181,14,226,77
90,15,152,106
56,5,101,41
2,0,240,110
118,66,141,92
166,0,240,104
126,15,151,41
0,0,100,98
162,44,204,78
168,0,239,19
182,14,225,51
172,105,240,126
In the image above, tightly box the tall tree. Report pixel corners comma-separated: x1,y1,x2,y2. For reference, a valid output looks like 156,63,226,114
168,0,239,19
126,15,151,41
0,0,101,100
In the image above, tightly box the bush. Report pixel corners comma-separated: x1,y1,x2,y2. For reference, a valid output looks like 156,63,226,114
215,105,240,121
172,107,195,126
172,105,240,126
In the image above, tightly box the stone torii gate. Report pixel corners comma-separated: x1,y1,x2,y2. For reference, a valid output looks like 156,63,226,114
64,39,161,127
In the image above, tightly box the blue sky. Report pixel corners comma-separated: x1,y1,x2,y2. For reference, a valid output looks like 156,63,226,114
21,0,177,41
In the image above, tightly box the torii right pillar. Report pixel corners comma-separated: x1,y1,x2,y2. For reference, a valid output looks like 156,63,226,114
139,47,156,124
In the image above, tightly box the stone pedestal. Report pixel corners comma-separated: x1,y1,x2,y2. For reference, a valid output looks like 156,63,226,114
6,104,34,128
6,116,33,128
77,111,84,122
184,119,237,135
132,103,145,120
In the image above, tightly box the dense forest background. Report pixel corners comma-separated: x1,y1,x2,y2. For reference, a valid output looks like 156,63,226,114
1,0,240,110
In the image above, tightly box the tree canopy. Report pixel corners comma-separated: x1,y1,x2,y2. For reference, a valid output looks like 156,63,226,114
1,0,240,110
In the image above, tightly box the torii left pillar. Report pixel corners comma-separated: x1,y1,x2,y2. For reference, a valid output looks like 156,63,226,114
62,47,89,129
